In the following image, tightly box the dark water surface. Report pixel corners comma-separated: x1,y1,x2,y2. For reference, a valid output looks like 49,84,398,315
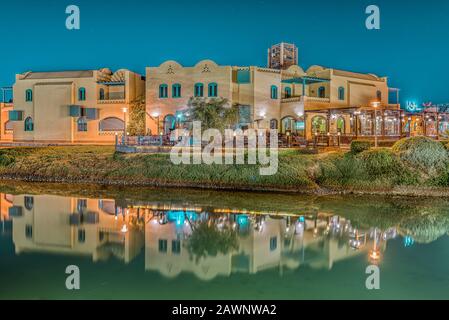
0,183,448,300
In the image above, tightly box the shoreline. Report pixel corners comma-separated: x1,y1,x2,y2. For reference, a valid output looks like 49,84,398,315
1,175,448,198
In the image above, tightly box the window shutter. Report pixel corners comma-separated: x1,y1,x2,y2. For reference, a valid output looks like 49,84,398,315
69,105,81,117
8,110,24,121
85,108,99,120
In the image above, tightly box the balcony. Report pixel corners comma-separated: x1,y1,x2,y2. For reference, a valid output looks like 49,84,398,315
97,92,126,104
281,96,330,104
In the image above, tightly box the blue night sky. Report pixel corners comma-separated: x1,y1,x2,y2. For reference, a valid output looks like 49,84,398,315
0,0,448,105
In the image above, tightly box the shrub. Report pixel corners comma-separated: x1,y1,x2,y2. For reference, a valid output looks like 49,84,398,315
350,140,372,154
0,151,16,166
358,148,400,176
392,137,448,173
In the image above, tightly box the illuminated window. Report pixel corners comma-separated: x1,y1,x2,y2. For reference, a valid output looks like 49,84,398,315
377,90,382,101
77,117,87,132
99,88,105,100
284,87,292,98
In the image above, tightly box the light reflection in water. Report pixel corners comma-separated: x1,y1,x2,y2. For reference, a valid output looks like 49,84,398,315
0,193,405,280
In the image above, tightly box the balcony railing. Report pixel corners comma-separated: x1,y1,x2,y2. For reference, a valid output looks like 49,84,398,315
281,96,330,103
97,92,126,104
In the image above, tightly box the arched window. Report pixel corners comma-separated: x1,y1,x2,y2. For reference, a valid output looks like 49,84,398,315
99,88,105,100
208,83,218,97
159,84,168,98
99,117,125,131
270,119,278,129
338,87,345,101
284,87,292,98
77,117,88,132
24,196,34,211
172,84,181,98
318,86,326,98
24,117,34,132
337,117,345,133
271,85,278,99
311,115,327,134
25,89,33,102
163,114,176,134
376,90,382,101
194,83,204,97
78,87,86,101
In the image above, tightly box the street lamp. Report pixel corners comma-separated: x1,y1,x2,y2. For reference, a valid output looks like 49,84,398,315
122,107,128,144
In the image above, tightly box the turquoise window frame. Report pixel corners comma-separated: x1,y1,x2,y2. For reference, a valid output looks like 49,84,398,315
172,84,181,98
284,87,292,98
194,83,204,97
25,89,33,102
78,87,86,101
159,84,168,98
208,83,218,97
24,117,34,132
271,85,278,99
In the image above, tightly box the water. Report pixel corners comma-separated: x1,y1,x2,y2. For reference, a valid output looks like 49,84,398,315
0,183,448,300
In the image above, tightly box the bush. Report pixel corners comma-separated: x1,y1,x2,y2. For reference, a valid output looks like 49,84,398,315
358,149,400,176
392,137,448,172
350,140,372,154
0,151,16,166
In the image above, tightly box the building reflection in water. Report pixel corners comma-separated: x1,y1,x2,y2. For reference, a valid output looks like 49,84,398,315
1,193,399,279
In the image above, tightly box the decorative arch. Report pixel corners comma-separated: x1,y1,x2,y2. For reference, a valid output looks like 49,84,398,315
163,114,176,135
271,85,278,99
99,117,125,132
311,115,327,134
4,120,13,132
337,116,345,134
24,117,34,132
208,83,218,97
281,116,295,134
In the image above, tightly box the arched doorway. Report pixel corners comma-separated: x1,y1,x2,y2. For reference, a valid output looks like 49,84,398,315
336,117,345,134
163,114,176,135
281,116,295,134
311,115,327,135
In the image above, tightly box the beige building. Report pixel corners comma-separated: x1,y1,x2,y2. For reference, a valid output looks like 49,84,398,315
146,60,400,141
0,102,13,142
10,68,145,144
9,194,144,263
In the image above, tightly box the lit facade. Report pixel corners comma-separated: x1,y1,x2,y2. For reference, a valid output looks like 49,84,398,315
10,69,145,144
146,60,400,141
267,42,299,70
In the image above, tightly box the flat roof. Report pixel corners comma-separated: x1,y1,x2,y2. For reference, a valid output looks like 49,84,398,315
22,70,94,80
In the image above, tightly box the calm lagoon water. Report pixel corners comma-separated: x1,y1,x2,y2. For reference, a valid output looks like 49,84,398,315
1,184,449,300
